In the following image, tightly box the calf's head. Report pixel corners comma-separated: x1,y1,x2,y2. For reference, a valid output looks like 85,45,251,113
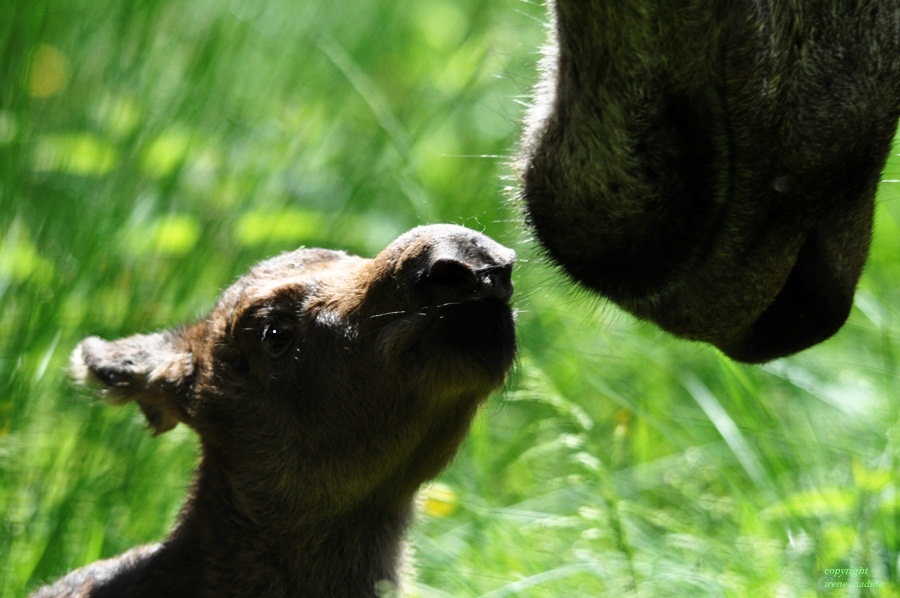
73,224,516,518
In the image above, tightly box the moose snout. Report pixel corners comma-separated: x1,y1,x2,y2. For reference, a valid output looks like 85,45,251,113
382,224,516,305
426,257,514,302
418,226,515,303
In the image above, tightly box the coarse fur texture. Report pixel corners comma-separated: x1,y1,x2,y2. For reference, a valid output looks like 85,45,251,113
520,0,900,362
33,224,517,598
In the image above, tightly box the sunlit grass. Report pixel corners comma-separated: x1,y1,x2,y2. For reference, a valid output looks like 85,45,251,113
3,0,900,596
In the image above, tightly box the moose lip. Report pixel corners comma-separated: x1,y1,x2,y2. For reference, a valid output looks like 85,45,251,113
716,229,857,362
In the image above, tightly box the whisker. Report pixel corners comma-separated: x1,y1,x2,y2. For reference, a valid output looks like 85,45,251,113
365,309,412,320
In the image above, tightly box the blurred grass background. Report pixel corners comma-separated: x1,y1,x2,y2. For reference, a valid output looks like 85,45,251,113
2,0,899,595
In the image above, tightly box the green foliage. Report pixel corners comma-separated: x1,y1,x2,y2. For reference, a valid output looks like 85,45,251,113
2,0,899,596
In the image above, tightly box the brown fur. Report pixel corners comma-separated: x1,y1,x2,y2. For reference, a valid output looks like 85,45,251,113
34,224,516,598
520,0,900,362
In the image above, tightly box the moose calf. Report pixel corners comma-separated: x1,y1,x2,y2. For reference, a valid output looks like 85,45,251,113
34,224,516,597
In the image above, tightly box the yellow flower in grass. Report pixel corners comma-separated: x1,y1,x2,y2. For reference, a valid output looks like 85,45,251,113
421,483,459,517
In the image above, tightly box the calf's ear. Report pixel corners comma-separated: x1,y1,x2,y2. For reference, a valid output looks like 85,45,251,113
71,331,195,435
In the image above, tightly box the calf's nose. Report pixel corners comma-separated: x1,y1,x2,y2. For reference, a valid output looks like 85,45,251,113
412,226,515,302
383,224,516,303
426,257,514,301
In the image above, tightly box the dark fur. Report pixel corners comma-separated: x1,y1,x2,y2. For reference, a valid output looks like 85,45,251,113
520,0,900,362
34,225,516,597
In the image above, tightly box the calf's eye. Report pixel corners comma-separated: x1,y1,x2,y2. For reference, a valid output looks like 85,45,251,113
262,319,296,357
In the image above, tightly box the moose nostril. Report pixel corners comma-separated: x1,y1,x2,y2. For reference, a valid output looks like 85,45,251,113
426,258,478,287
425,258,514,302
481,264,514,301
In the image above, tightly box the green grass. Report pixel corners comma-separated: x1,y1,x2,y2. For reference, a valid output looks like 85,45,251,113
2,0,899,596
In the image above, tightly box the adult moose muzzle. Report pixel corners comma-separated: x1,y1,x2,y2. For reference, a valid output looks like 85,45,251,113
520,1,900,362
